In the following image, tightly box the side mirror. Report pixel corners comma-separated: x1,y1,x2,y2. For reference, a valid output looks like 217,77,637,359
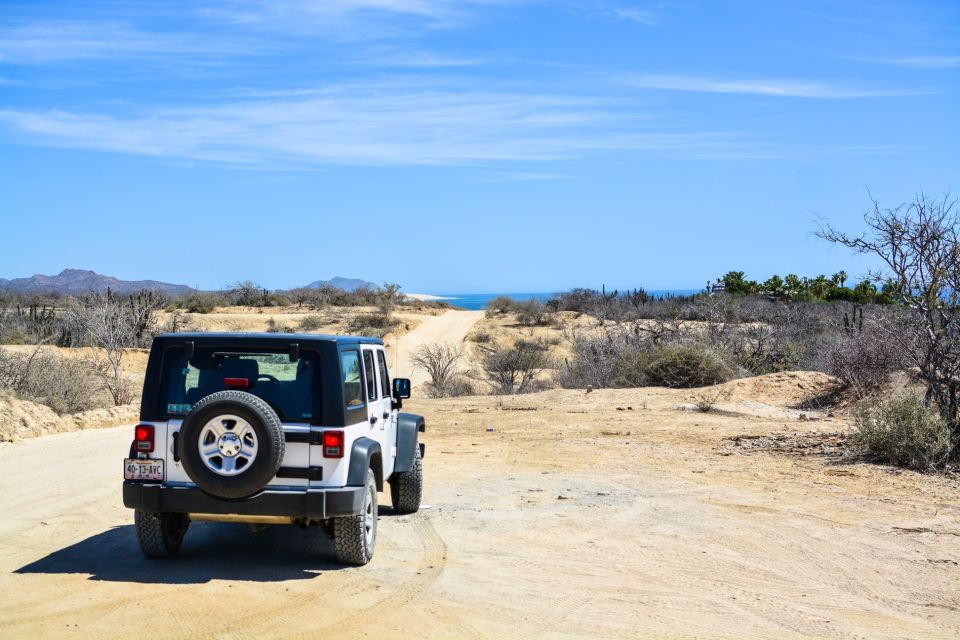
392,377,411,400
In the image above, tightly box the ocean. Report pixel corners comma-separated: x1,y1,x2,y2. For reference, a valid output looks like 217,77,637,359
435,290,701,311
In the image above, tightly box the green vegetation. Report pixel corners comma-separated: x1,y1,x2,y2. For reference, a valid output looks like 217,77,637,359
854,395,952,470
719,271,894,304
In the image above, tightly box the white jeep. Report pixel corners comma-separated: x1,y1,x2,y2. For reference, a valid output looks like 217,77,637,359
123,332,424,565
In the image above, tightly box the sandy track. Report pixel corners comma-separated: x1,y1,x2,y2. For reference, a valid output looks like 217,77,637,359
389,310,483,385
1,384,959,639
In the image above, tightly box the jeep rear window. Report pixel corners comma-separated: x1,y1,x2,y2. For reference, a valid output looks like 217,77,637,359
158,347,320,421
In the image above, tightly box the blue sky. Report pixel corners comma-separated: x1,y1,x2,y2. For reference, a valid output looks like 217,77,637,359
1,0,957,293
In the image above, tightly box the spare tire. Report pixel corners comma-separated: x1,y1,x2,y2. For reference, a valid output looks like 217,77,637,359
179,390,285,500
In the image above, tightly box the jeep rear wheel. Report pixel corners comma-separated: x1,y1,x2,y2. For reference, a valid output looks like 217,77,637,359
390,445,422,514
179,391,285,500
135,511,189,558
333,468,378,566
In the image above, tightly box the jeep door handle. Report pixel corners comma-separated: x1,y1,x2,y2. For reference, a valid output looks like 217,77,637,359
382,412,390,419
370,416,378,424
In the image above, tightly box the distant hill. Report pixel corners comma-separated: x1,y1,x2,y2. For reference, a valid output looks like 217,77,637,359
0,269,194,296
305,276,379,291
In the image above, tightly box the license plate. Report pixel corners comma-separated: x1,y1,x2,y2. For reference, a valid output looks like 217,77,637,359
124,458,164,481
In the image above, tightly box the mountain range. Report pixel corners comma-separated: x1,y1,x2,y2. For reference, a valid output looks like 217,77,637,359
0,269,380,296
305,276,379,291
0,269,195,296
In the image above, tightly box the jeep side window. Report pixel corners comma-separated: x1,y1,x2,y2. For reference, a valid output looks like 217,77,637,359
341,350,364,408
362,349,378,401
376,350,390,399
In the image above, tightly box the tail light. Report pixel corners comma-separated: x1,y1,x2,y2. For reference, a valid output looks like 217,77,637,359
134,424,155,453
322,430,344,458
224,377,250,389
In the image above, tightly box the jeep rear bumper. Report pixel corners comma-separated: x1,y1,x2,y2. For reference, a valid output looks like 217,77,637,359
123,482,365,519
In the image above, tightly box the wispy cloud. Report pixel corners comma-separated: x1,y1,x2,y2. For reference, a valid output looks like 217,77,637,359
0,23,257,63
618,74,920,98
612,8,659,26
0,83,744,167
884,55,960,69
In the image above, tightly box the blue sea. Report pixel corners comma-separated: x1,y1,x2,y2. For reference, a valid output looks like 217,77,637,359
436,290,701,311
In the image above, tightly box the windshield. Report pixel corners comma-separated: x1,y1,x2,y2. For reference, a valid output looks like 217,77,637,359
158,347,320,421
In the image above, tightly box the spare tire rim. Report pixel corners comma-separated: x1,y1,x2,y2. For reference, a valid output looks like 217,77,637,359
198,414,258,476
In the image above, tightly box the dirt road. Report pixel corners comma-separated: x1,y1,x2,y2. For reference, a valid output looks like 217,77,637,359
390,309,483,385
1,379,958,639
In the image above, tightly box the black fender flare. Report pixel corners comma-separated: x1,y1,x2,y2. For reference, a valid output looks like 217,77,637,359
347,437,383,491
393,413,425,475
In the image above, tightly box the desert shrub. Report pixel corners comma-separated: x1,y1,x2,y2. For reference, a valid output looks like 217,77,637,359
470,330,492,344
411,343,463,398
854,395,952,470
486,295,516,316
644,344,733,388
822,322,906,397
0,349,105,414
178,293,220,314
477,339,550,394
347,313,399,338
298,315,327,331
163,310,198,333
514,300,549,326
425,376,475,398
557,328,643,389
265,319,293,334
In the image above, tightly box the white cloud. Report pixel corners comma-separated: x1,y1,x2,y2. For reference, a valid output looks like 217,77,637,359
0,84,743,167
885,55,960,69
619,74,918,98
0,23,256,63
613,8,658,26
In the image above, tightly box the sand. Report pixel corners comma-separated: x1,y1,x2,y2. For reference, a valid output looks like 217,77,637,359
0,369,958,639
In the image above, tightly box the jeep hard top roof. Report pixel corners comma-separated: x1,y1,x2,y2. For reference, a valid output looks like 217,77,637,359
142,333,385,425
153,332,385,346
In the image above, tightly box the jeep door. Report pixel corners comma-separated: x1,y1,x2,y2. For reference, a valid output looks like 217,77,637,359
361,347,392,476
375,348,398,476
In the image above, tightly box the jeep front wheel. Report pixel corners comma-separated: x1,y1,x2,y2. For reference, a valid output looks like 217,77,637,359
333,468,378,565
135,511,189,558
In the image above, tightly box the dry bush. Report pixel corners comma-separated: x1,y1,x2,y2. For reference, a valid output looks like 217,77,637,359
66,290,164,405
820,192,960,453
486,295,516,316
854,395,952,470
298,315,327,331
410,343,464,398
644,344,733,388
693,387,733,413
265,319,294,333
0,348,105,414
821,319,906,398
347,312,399,338
514,300,549,326
558,324,735,390
477,339,550,394
470,330,492,344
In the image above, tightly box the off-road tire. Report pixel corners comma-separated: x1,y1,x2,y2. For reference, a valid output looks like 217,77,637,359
390,445,422,514
333,468,378,566
135,510,189,558
179,390,285,500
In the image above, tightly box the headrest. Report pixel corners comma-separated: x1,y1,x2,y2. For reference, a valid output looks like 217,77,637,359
221,357,259,384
